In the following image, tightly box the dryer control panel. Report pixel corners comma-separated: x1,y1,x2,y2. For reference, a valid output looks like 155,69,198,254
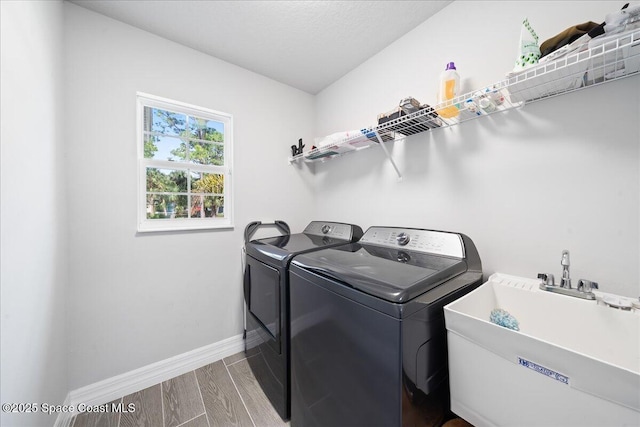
359,227,465,258
303,221,358,240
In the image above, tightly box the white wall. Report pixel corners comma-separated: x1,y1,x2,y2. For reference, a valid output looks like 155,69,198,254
314,1,640,297
0,1,69,426
64,3,316,389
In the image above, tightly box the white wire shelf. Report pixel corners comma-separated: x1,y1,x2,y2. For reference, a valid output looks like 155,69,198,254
507,27,640,103
287,81,521,170
288,28,640,177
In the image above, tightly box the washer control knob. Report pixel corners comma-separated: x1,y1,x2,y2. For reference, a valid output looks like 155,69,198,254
396,232,410,246
321,224,332,234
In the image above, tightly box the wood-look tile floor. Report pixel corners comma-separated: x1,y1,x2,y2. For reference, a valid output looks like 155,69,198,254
71,352,289,427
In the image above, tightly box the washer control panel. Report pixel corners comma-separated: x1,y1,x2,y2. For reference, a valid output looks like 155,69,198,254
304,222,355,239
360,227,465,258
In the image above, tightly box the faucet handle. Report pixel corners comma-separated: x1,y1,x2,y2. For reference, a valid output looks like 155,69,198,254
538,273,555,287
577,279,599,293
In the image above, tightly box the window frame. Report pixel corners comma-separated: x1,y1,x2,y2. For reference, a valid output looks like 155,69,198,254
136,92,233,232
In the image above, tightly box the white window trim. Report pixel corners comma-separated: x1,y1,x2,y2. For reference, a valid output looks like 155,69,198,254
136,92,234,232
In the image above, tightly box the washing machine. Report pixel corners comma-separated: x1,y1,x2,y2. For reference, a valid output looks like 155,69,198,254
243,220,364,420
289,226,482,427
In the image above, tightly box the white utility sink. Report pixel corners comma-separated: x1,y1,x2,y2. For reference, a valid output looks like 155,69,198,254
444,273,640,427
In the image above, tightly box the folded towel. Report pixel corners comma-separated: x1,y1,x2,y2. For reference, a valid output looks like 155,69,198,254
490,308,520,331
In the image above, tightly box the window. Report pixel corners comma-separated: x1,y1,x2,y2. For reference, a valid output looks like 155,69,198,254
137,93,233,232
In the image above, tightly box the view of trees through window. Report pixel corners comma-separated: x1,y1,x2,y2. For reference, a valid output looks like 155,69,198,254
143,106,226,220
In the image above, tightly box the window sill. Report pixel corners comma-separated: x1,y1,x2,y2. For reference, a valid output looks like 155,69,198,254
137,219,234,233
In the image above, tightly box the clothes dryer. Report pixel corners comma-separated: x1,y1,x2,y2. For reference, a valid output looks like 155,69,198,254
243,220,363,420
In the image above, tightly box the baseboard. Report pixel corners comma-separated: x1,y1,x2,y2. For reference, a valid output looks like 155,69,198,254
53,393,73,427
56,333,246,426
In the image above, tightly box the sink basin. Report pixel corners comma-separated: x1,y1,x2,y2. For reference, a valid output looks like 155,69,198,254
444,273,640,427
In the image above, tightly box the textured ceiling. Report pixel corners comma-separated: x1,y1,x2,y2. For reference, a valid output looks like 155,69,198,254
69,1,452,94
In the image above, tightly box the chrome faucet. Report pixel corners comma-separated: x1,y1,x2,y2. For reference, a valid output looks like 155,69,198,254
560,250,571,288
537,250,598,300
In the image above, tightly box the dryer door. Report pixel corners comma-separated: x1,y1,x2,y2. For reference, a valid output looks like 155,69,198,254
245,255,281,354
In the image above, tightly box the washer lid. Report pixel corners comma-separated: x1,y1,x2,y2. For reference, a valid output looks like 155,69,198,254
291,243,467,303
252,233,347,255
246,221,363,267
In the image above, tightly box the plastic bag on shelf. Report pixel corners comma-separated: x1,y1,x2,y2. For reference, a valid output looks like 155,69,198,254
314,130,364,147
512,18,541,73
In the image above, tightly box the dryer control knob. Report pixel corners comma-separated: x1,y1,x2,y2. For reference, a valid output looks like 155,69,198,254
396,232,410,246
321,224,332,234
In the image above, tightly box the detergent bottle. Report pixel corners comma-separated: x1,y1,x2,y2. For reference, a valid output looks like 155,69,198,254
436,62,460,118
